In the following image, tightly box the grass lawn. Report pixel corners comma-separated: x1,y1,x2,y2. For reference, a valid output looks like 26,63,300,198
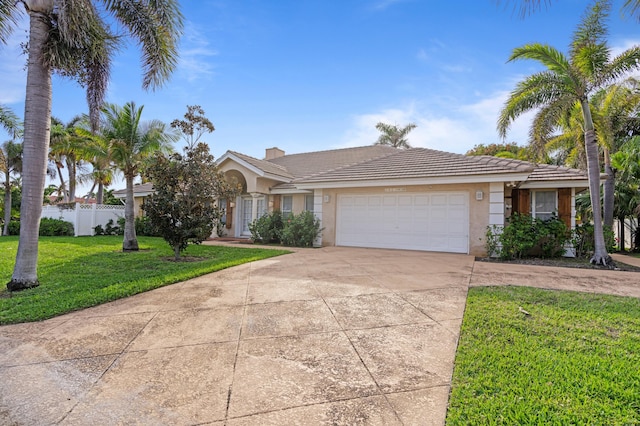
447,286,640,425
0,236,289,325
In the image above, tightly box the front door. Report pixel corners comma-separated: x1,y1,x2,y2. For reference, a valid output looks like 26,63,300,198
241,198,253,236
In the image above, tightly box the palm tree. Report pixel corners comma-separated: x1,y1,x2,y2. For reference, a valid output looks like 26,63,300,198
101,101,177,251
506,0,640,20
1,1,183,291
0,105,21,138
49,115,94,202
374,122,417,149
591,78,640,228
1,141,22,236
498,0,640,265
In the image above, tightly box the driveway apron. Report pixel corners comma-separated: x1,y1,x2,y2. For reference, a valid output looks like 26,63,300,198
0,247,473,425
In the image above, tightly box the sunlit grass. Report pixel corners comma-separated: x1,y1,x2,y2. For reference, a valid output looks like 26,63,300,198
447,286,640,424
0,236,288,324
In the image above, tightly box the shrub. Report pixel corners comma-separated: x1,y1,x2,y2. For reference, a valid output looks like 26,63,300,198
39,218,74,236
249,210,283,244
135,216,159,237
485,213,570,260
571,223,615,258
93,224,105,236
7,220,20,235
104,219,121,235
279,211,322,247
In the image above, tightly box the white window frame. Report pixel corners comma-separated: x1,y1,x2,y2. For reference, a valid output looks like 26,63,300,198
531,190,557,221
282,195,293,217
304,194,314,212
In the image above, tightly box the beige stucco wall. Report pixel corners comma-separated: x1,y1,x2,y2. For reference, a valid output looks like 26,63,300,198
317,183,492,256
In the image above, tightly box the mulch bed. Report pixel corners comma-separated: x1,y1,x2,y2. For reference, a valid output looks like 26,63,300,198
477,254,640,273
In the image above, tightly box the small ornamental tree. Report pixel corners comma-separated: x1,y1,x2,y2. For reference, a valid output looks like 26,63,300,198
145,143,238,259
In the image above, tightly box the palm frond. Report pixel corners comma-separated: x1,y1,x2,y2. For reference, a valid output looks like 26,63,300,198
0,0,19,44
104,0,183,90
623,0,640,22
508,43,571,76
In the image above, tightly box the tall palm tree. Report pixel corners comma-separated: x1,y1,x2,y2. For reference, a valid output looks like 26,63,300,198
1,1,183,291
374,122,417,149
498,0,640,265
591,78,640,228
101,101,177,251
49,115,94,202
1,141,22,236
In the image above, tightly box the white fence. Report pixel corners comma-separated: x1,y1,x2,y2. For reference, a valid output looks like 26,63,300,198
613,217,638,250
41,203,126,236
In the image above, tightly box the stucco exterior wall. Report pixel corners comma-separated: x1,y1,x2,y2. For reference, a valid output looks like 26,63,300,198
317,183,492,256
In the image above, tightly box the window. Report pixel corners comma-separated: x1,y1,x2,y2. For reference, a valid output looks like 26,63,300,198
531,190,557,221
282,195,293,217
256,197,267,218
219,199,227,224
304,194,314,212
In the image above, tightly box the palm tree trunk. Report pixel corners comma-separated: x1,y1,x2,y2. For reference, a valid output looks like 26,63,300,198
581,100,609,265
67,157,76,202
56,164,67,202
97,181,104,204
8,9,53,291
603,148,615,229
3,172,11,236
123,173,139,251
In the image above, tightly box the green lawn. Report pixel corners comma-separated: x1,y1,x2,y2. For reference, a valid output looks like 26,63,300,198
0,236,289,325
447,286,640,425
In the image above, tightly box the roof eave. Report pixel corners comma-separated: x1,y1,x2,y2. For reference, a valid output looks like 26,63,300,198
294,172,533,190
520,179,589,189
217,151,291,183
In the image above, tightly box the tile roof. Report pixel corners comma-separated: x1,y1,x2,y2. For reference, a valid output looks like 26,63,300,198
527,163,588,181
268,145,398,179
227,151,294,179
295,149,535,183
113,182,154,196
222,145,589,188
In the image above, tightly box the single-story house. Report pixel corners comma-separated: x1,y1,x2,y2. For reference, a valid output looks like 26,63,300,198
216,146,589,256
113,182,154,217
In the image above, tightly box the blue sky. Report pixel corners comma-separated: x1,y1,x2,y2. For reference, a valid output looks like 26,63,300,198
1,1,639,192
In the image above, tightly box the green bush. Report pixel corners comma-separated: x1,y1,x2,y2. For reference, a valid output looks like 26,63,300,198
93,224,105,236
571,223,615,258
7,220,20,235
135,216,160,237
249,210,283,244
485,213,570,260
249,209,322,247
280,211,322,247
39,218,74,236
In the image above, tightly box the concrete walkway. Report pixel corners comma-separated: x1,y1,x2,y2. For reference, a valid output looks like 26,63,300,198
1,248,639,425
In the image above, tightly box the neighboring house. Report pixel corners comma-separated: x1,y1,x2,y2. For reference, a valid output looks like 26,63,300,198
216,146,590,256
112,182,153,217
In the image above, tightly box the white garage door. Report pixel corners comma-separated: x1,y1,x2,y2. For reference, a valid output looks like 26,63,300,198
336,192,469,253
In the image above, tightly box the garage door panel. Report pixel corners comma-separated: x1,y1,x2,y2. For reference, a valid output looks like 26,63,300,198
337,192,469,253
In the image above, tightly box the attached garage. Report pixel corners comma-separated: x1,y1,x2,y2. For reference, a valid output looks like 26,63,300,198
336,192,470,253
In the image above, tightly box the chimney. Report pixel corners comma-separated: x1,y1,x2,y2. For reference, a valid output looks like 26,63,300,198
265,147,285,160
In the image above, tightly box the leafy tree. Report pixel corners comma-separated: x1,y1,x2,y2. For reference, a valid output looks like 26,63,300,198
2,0,183,291
145,143,238,260
374,122,416,149
170,105,215,149
101,101,177,252
1,141,22,236
497,0,640,265
466,142,533,160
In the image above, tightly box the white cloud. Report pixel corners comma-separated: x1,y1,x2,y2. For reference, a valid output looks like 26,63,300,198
177,23,219,82
370,0,409,11
339,91,535,155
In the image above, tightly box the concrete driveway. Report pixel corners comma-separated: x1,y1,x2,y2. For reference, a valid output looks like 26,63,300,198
2,247,640,425
0,247,473,425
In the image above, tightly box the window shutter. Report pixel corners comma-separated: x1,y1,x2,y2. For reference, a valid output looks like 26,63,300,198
512,189,530,215
558,188,571,227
